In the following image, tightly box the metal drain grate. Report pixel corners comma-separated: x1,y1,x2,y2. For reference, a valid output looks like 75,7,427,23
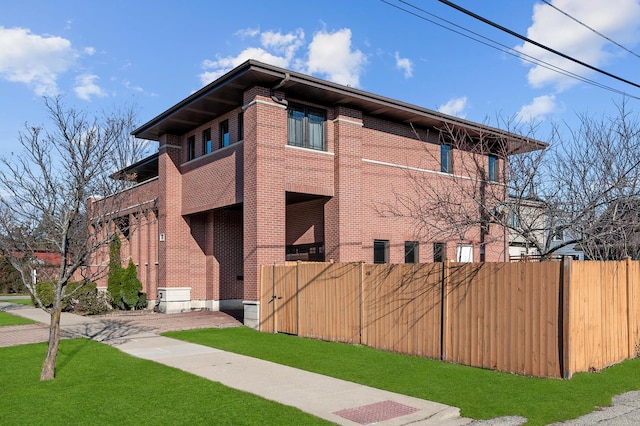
333,400,419,424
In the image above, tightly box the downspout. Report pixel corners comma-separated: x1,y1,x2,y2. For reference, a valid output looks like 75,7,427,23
270,72,290,106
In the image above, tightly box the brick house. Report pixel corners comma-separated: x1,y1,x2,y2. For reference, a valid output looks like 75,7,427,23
90,60,542,327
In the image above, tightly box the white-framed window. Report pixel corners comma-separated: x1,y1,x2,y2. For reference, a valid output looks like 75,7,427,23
456,244,473,262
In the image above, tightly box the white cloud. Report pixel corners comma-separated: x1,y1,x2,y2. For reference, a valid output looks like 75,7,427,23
304,28,367,87
74,74,106,101
235,27,260,38
516,0,640,91
438,96,468,118
123,80,144,93
0,26,78,96
84,46,96,56
200,47,293,85
200,27,367,88
517,95,557,122
394,51,413,78
200,29,305,86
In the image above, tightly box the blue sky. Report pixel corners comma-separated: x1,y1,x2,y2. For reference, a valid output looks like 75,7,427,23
1,0,640,159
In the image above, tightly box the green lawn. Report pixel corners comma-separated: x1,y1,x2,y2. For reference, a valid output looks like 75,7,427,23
0,310,36,326
165,327,640,426
0,339,330,425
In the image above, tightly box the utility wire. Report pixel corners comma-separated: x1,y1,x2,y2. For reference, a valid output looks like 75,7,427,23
435,0,640,90
380,0,640,100
541,0,640,61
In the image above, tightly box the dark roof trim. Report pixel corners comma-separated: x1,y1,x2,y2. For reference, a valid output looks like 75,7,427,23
134,60,546,153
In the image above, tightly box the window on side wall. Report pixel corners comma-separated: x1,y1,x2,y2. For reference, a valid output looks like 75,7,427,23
187,135,195,161
404,241,419,263
488,155,498,181
288,104,325,151
238,112,244,141
441,144,452,173
203,128,212,154
220,120,229,148
456,244,473,262
373,239,389,264
433,242,446,262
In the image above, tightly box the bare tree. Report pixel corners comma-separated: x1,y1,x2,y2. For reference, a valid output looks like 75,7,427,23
379,100,640,261
0,96,151,380
377,119,542,261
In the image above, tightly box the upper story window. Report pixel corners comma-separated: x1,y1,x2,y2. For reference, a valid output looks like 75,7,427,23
220,120,229,148
441,144,452,173
288,104,325,151
238,112,244,141
552,228,564,241
187,135,195,161
488,155,498,181
203,128,212,154
508,210,520,228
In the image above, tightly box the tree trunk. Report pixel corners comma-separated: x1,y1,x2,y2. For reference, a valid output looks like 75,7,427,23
40,308,62,381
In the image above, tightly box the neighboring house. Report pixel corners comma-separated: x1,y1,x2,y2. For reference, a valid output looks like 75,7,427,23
88,60,542,327
507,196,584,261
507,196,547,260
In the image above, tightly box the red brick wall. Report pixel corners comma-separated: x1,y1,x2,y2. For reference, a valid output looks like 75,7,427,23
325,107,364,262
243,88,287,302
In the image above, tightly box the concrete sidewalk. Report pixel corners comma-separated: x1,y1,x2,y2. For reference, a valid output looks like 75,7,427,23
0,302,522,425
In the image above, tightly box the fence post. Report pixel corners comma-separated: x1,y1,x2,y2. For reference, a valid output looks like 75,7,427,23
441,259,450,361
625,256,634,358
359,262,364,345
561,256,572,379
271,263,276,333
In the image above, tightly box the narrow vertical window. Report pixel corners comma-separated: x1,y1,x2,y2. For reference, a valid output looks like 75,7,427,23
238,112,244,141
219,120,229,148
441,145,452,173
433,242,445,262
202,128,212,154
187,135,195,161
373,239,389,264
404,241,419,263
488,155,498,181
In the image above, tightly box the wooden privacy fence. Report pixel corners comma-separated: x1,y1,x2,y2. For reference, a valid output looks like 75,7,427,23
260,259,640,379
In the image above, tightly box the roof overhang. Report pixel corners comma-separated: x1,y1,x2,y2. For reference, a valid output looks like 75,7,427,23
134,60,546,154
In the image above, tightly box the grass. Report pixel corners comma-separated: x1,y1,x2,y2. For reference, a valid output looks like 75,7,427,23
0,311,36,326
0,339,330,425
165,327,640,426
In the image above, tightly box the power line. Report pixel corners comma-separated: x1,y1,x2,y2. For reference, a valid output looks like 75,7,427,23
541,0,640,61
434,0,640,90
380,0,640,100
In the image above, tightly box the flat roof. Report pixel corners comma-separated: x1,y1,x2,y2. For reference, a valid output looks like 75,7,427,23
134,60,546,154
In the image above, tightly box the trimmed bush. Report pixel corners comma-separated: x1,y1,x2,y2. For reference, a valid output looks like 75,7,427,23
32,280,97,310
107,234,146,310
108,258,145,310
